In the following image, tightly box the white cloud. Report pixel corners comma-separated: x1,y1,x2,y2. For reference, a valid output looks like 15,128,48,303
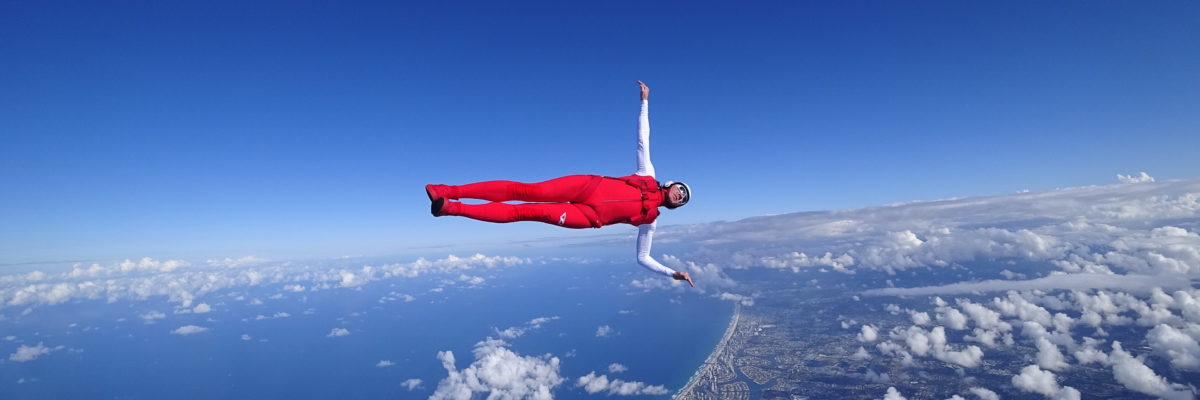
595,325,614,338
851,346,872,361
964,328,1002,348
910,311,931,326
1175,290,1200,323
401,378,422,391
430,338,562,400
1147,287,1176,305
862,369,889,384
858,324,878,342
338,268,371,288
8,343,52,362
119,257,190,273
1100,227,1200,275
528,316,558,328
192,303,212,313
1054,387,1082,400
140,311,166,324
903,326,931,356
718,292,755,306
249,311,291,321
576,372,669,396
377,360,395,368
172,325,207,335
967,387,999,400
1035,337,1069,371
1108,341,1193,400
1117,172,1155,184
458,274,485,286
879,386,906,400
654,255,740,292
495,316,560,339
1073,337,1108,365
886,326,983,368
1000,269,1025,279
1073,290,1122,327
994,292,1053,328
1147,324,1200,370
759,251,856,273
957,299,1009,331
929,326,983,368
1051,313,1074,332
495,327,525,339
935,344,984,368
936,306,968,330
607,363,628,373
1011,365,1080,399
876,341,905,356
240,334,252,341
327,328,350,338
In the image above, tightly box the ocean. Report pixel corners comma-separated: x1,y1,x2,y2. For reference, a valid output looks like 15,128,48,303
1,258,734,399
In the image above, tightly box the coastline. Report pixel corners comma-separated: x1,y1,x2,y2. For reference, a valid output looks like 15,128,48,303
674,301,741,399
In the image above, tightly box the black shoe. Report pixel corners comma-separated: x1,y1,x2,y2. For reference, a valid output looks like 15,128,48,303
431,198,446,217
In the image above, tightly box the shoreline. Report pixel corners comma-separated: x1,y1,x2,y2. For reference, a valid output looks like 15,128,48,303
674,301,741,399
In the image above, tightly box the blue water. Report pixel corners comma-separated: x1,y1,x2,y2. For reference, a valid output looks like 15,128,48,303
1,260,732,399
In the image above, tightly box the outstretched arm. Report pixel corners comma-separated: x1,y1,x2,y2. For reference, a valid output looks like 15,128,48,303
636,222,694,287
635,80,655,177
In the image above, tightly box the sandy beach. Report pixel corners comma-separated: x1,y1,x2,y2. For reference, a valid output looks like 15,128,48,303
674,302,741,399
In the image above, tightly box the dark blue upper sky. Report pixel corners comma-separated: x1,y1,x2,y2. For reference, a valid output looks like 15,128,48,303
2,1,1198,262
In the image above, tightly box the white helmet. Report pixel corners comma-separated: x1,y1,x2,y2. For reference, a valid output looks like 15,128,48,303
662,181,691,208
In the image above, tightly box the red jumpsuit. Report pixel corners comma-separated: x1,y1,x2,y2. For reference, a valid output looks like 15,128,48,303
438,174,663,229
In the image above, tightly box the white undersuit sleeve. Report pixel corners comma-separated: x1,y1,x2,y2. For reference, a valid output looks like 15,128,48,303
636,222,675,277
635,100,655,177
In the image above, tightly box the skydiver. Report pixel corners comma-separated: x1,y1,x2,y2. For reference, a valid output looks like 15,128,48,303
424,81,694,287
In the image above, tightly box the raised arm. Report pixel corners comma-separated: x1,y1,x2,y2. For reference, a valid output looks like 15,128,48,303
636,222,694,287
635,80,655,177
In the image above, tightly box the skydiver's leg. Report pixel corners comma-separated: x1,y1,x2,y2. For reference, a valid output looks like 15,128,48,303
439,175,595,202
444,202,596,229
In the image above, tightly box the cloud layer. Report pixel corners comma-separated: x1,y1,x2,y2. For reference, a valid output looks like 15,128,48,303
0,254,531,310
663,177,1200,279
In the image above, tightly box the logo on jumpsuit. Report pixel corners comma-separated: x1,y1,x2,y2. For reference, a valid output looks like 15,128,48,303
558,212,568,226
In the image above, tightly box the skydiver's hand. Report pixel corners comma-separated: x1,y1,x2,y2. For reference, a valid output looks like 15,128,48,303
638,80,649,101
672,271,694,288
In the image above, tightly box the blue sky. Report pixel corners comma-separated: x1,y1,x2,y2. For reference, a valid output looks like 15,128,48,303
2,1,1197,263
